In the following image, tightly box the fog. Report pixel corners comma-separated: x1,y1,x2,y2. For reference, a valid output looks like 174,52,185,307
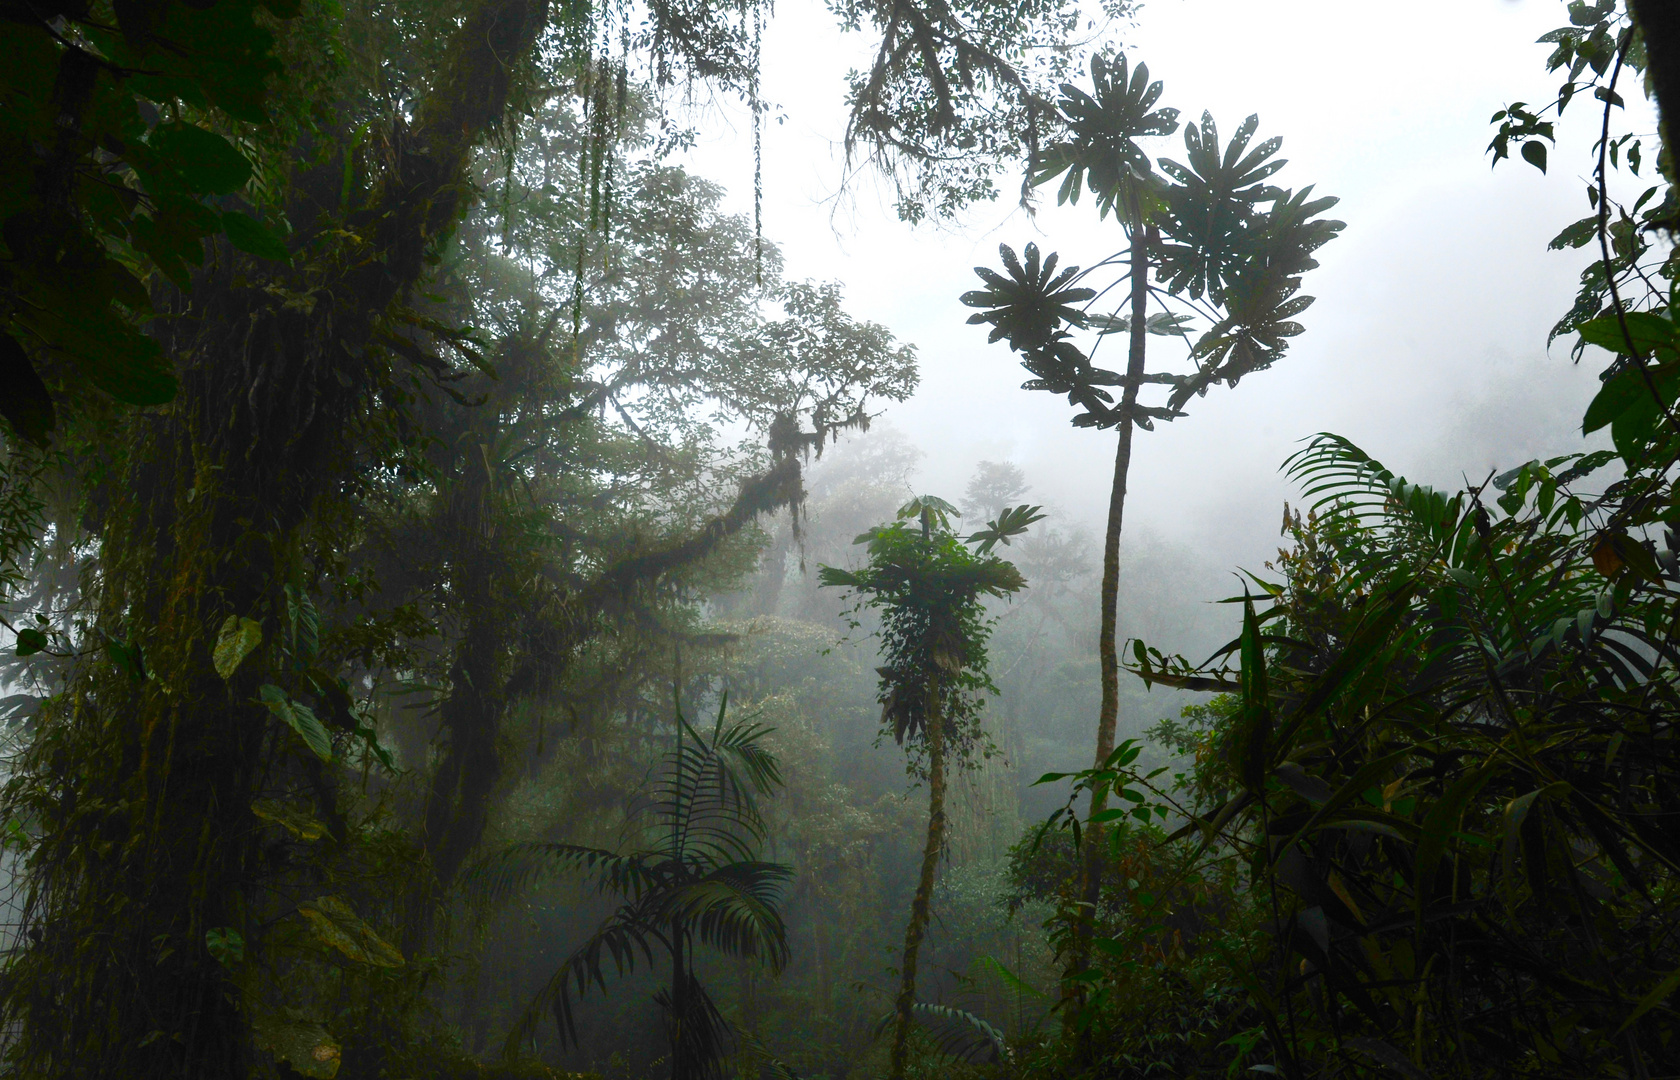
684,0,1625,578
8,1,1669,1075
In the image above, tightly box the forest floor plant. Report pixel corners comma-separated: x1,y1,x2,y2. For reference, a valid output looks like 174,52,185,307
465,694,793,1080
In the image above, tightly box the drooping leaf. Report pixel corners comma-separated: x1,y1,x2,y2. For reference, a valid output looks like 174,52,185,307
252,799,328,842
257,684,332,761
221,211,291,262
148,124,254,195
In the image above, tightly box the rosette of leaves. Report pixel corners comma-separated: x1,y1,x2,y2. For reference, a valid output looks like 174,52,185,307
1032,52,1181,220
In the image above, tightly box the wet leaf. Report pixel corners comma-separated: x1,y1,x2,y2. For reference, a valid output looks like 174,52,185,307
257,685,332,762
213,616,262,679
296,895,404,968
204,926,243,967
252,799,327,842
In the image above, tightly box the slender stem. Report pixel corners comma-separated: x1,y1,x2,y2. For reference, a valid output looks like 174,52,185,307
1595,31,1677,428
889,677,946,1080
671,919,687,1080
1070,201,1149,1018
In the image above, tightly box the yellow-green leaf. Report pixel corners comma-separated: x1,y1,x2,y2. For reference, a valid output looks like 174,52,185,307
297,895,404,968
1617,967,1680,1035
257,684,332,762
213,616,262,680
251,799,327,842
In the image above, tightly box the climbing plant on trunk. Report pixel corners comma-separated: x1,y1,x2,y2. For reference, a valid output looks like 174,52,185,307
959,50,1343,997
819,495,1038,1079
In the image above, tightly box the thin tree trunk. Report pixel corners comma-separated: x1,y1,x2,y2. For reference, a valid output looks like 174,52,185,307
890,682,946,1080
1070,209,1149,1004
671,922,688,1080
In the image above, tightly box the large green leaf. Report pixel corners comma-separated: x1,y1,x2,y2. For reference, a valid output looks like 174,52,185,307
147,124,254,195
221,211,290,262
258,684,332,762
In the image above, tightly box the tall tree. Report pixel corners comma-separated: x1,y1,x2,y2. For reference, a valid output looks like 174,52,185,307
820,495,1038,1078
960,51,1342,995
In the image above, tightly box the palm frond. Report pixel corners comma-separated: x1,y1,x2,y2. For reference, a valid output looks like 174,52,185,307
503,909,662,1054
659,863,793,971
653,974,734,1080
460,842,661,905
872,1002,1010,1065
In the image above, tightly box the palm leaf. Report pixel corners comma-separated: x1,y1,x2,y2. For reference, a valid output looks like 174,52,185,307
460,842,661,905
872,1002,1010,1065
503,908,662,1053
658,862,793,970
653,973,733,1080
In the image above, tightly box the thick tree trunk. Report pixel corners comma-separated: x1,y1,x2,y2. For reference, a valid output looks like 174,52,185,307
1069,211,1148,1008
0,4,549,1076
889,683,946,1080
1629,0,1680,153
415,436,506,941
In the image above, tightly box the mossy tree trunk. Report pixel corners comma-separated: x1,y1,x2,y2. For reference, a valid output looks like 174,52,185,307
888,677,945,1080
0,3,550,1075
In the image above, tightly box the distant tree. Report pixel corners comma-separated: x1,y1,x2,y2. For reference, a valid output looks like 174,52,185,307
820,494,1039,1079
963,460,1030,521
960,50,1342,991
466,698,792,1080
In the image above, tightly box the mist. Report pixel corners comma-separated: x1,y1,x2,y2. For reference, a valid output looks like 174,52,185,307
2,1,1674,1078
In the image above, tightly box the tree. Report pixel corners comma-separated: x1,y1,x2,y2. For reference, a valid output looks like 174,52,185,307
1032,5,1680,1073
0,0,1138,1072
378,95,918,917
465,696,792,1080
962,460,1030,521
819,494,1038,1079
2,0,301,446
959,50,1342,987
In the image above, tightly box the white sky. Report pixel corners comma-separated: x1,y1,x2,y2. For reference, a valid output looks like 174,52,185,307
679,0,1644,571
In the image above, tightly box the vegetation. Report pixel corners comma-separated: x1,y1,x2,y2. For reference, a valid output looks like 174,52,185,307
0,0,1675,1078
819,495,1038,1078
959,49,1344,999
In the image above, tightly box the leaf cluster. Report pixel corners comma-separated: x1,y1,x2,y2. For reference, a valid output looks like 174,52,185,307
959,54,1343,431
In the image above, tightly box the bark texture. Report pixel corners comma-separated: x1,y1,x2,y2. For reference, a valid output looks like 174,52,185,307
889,685,946,1080
3,4,549,1076
1629,0,1680,153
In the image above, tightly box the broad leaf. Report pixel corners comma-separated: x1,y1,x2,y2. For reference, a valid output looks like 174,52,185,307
213,616,263,679
296,895,404,968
